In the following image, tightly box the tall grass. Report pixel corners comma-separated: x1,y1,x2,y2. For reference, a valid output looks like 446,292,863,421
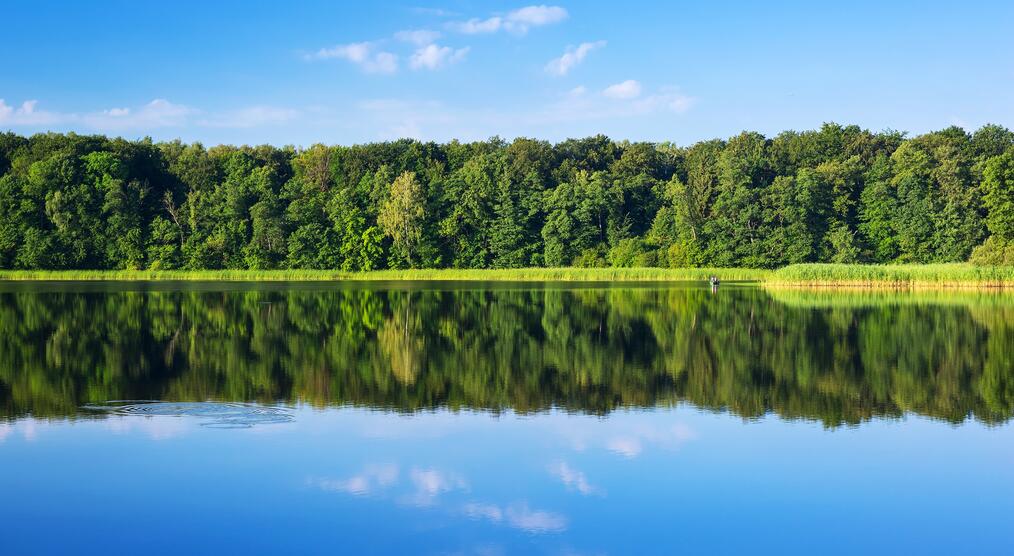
768,263,1014,288
0,267,769,282
4,264,1014,287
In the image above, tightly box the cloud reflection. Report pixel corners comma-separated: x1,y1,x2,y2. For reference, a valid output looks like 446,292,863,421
462,502,567,533
103,416,188,440
548,461,601,495
309,463,400,496
559,419,697,459
401,468,468,507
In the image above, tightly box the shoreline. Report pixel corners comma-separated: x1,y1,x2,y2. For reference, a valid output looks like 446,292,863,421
1,263,1014,288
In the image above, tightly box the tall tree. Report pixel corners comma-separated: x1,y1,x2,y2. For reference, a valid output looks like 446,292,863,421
379,171,426,268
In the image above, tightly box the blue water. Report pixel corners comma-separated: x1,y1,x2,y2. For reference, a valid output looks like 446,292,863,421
3,407,1013,555
1,282,1013,554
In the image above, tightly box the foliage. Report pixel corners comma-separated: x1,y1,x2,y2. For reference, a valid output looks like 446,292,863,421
0,124,1012,270
2,284,1013,427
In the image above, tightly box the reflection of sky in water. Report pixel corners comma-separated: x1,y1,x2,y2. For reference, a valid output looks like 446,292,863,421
2,406,1014,555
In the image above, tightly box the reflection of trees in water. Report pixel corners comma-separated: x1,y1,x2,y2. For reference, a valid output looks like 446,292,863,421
1,287,1013,426
378,293,425,385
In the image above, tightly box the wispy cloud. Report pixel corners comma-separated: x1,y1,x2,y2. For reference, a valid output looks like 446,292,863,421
309,464,400,496
0,98,306,133
307,42,398,74
462,502,567,533
450,16,503,34
83,99,196,130
401,468,468,507
505,5,569,33
410,44,470,70
633,89,696,114
603,79,642,99
545,41,605,76
1,98,197,130
102,416,188,440
412,7,459,18
547,461,600,495
605,422,697,459
395,29,442,45
0,99,63,126
506,503,567,533
606,436,643,457
449,5,568,35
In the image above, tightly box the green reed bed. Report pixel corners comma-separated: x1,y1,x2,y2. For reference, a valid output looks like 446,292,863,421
5,264,1014,286
0,267,769,282
767,263,1014,288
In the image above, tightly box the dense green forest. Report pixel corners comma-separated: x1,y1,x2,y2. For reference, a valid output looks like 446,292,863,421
2,124,1014,270
2,286,1012,425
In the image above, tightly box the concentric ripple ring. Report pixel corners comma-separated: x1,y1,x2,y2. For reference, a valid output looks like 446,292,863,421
83,401,294,428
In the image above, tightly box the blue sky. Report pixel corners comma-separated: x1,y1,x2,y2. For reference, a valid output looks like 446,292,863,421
1,0,1012,146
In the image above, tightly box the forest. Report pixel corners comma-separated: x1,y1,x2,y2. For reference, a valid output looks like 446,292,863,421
2,123,1014,271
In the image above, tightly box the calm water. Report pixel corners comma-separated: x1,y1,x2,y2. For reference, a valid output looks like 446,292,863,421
2,282,1013,555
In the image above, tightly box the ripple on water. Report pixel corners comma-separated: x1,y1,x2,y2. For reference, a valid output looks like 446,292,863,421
82,401,294,428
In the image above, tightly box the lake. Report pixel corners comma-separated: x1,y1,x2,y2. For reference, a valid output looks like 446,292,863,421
2,281,1013,555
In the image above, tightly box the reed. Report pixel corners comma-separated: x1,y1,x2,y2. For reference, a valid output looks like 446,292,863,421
0,267,769,282
767,263,1014,288
5,264,1014,287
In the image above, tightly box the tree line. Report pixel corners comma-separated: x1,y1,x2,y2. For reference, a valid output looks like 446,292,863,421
2,123,1014,270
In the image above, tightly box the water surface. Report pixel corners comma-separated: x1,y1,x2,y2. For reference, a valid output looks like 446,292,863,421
2,282,1013,554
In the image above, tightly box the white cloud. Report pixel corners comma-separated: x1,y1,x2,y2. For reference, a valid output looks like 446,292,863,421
102,416,188,440
83,99,195,130
309,42,398,74
449,5,568,35
545,40,605,76
410,44,470,70
395,29,442,45
463,502,504,522
0,99,64,126
449,16,503,34
506,503,567,533
309,464,400,496
412,7,459,17
606,422,697,458
505,5,568,33
462,502,567,533
603,79,642,99
634,90,696,114
401,468,468,507
547,461,600,495
568,85,588,97
606,437,643,457
0,98,199,131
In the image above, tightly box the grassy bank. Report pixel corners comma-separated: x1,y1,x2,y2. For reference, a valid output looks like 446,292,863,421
766,263,1014,288
0,267,768,283
1,264,1013,287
